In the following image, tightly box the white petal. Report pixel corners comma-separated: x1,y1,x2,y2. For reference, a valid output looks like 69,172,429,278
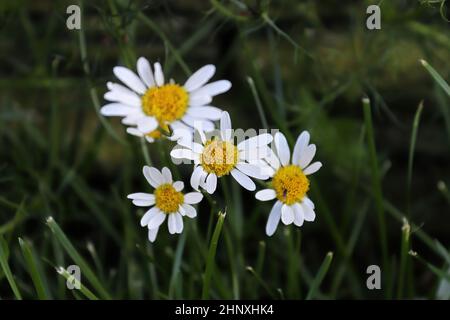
299,144,316,169
274,132,290,166
137,116,158,133
132,199,155,207
148,211,166,229
170,148,199,161
184,65,216,92
236,163,269,180
100,103,137,116
181,114,212,133
187,106,223,120
196,127,207,144
264,149,281,170
220,111,232,141
230,169,255,191
266,201,282,236
303,161,322,175
168,214,177,234
140,206,159,227
161,167,173,183
137,57,155,88
126,127,144,137
103,87,142,106
184,192,203,204
206,173,217,194
148,167,164,186
281,204,295,225
182,204,197,218
153,62,164,86
303,197,315,209
292,203,304,227
185,118,216,132
122,112,144,125
302,202,316,222
178,204,186,216
148,227,159,243
191,80,231,97
240,146,271,164
189,95,212,106
237,133,273,150
113,66,147,94
292,131,310,165
143,166,161,188
190,166,206,191
173,181,184,191
127,193,155,201
255,189,276,201
174,212,184,234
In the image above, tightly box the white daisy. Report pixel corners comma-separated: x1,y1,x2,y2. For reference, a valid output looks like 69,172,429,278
255,131,322,236
100,57,231,141
128,166,203,242
170,111,273,194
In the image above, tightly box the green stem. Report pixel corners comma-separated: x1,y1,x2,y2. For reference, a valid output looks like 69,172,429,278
202,211,226,299
362,97,390,296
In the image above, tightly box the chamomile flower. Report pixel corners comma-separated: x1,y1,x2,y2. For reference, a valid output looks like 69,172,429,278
100,57,231,141
128,166,203,242
170,111,273,194
255,131,322,236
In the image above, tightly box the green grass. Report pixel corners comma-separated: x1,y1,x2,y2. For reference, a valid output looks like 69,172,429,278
0,0,450,300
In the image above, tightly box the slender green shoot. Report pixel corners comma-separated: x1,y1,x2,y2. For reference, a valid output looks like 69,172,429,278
202,211,226,299
19,237,51,299
306,252,334,300
46,216,111,299
247,76,269,128
397,219,411,299
420,59,450,96
362,97,389,294
0,235,22,299
407,102,424,217
56,266,99,300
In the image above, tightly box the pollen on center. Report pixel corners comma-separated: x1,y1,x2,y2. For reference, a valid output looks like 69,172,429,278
272,165,309,205
155,184,184,214
200,140,239,177
141,84,189,126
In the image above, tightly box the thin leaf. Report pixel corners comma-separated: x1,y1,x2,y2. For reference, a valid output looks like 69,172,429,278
306,252,334,300
202,211,226,299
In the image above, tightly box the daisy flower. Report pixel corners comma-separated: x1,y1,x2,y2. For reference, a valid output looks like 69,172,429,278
255,131,322,236
128,166,203,242
100,57,231,141
170,111,273,194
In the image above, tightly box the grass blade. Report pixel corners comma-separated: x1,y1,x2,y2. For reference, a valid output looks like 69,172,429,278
306,252,334,300
202,211,226,299
396,219,411,299
56,266,99,300
247,76,269,128
0,235,22,299
18,237,51,299
406,102,424,216
362,97,390,294
420,59,450,97
46,216,111,299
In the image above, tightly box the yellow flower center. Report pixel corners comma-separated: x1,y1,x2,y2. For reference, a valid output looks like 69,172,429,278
272,165,309,205
154,183,184,214
141,84,189,126
200,140,239,177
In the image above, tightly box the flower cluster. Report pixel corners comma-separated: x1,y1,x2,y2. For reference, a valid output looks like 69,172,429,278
101,58,322,243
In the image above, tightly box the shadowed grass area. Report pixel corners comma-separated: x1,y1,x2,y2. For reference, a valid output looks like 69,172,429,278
0,0,449,299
